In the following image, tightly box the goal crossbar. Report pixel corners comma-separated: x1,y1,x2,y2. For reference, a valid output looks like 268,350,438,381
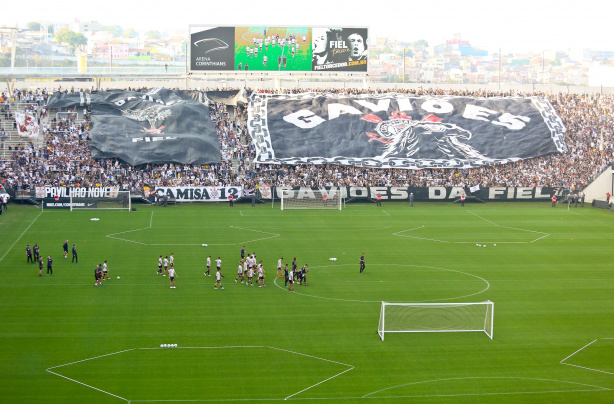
281,189,342,210
378,301,494,341
69,190,131,211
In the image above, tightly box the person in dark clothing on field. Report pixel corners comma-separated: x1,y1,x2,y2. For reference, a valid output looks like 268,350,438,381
284,264,289,287
47,255,53,275
72,244,78,263
26,244,33,263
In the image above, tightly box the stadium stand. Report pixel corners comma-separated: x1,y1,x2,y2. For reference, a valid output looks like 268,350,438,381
0,86,612,199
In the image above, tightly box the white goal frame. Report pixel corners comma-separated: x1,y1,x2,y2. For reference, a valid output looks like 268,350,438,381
378,301,494,341
69,190,131,211
280,190,342,210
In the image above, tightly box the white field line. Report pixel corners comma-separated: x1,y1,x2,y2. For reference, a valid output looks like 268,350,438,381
268,347,353,368
559,338,614,375
269,347,354,401
390,225,425,234
393,213,550,244
392,226,452,244
0,210,43,263
46,369,129,402
561,363,614,376
140,346,264,350
570,211,614,229
467,211,551,240
456,242,527,244
358,389,611,400
105,225,280,247
284,367,354,400
130,388,612,402
272,264,491,304
49,346,353,403
560,339,598,363
46,348,138,402
382,210,390,216
47,348,138,370
362,376,610,398
149,210,154,228
230,226,281,244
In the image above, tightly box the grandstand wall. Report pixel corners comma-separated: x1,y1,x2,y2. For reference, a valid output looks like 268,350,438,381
581,166,613,204
4,77,614,95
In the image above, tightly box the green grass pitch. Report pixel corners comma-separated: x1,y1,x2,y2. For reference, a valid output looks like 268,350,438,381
1,201,614,403
234,27,312,72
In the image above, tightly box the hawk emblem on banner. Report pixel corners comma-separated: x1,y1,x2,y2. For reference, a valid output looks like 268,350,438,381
361,112,489,160
122,106,172,135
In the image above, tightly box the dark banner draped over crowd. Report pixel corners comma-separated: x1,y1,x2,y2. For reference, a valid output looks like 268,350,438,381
47,88,221,166
203,89,247,106
248,93,567,169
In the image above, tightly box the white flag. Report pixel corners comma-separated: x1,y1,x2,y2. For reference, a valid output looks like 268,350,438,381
470,185,480,193
15,111,40,139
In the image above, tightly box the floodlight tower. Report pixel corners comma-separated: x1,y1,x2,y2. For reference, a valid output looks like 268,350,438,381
0,27,18,69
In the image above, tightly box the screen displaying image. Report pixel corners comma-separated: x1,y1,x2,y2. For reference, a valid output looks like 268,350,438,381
234,27,312,72
312,27,368,72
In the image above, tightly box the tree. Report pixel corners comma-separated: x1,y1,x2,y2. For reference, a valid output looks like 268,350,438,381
413,39,429,49
32,55,42,67
102,25,124,37
124,28,137,39
27,22,41,31
146,30,162,40
55,28,88,52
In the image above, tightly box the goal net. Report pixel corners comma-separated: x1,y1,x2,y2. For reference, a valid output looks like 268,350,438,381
70,190,131,211
377,301,494,341
281,189,342,210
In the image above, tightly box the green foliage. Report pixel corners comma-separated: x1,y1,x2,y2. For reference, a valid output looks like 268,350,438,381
147,30,162,40
102,25,124,37
0,54,11,67
124,28,138,38
27,22,41,31
55,28,87,49
413,39,429,49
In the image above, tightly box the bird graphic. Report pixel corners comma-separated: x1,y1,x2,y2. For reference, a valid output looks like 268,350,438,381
121,106,172,135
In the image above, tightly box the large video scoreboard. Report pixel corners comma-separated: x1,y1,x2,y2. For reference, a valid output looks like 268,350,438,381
190,25,368,73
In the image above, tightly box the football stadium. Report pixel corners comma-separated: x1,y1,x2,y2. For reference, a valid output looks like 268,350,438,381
1,22,614,404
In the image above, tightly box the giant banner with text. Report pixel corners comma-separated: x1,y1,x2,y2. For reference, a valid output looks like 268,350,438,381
47,88,221,166
248,93,566,169
259,186,569,202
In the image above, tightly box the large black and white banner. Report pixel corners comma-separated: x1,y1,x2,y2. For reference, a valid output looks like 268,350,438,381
35,186,120,199
248,93,566,169
262,186,570,202
47,89,221,166
153,186,242,202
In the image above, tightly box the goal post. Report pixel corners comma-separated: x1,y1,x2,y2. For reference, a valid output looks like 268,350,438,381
70,190,131,211
377,301,494,341
281,189,342,210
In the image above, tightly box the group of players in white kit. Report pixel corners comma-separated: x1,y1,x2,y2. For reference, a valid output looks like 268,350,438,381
241,32,306,70
157,246,309,291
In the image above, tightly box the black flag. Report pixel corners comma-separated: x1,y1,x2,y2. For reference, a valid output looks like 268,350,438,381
248,93,566,169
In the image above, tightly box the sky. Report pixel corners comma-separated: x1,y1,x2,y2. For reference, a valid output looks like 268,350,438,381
2,0,613,53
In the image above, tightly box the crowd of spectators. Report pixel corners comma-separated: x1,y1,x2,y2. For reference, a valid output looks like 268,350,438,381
0,85,612,194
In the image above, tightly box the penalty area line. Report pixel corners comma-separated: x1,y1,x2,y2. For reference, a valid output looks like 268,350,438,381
0,209,43,264
46,369,130,402
284,366,354,400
